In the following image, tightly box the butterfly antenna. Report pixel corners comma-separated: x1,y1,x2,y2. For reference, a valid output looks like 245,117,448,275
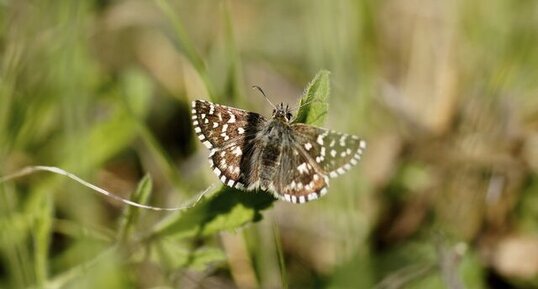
252,85,276,109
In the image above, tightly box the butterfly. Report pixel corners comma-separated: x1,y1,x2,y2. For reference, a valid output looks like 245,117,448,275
191,98,366,203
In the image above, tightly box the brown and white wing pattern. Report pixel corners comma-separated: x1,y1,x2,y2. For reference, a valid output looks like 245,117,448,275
291,124,366,178
192,100,366,204
191,100,267,189
271,141,330,203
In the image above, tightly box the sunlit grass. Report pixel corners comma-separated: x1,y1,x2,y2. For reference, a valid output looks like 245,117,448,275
1,0,538,288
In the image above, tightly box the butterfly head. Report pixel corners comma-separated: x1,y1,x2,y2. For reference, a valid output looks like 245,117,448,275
272,103,293,123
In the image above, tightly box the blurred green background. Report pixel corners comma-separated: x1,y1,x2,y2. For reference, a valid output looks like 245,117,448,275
1,0,538,288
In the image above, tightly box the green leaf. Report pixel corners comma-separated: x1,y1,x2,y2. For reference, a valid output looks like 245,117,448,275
58,107,137,170
117,174,152,243
121,69,153,118
151,239,226,270
150,186,275,239
293,70,331,126
33,192,54,287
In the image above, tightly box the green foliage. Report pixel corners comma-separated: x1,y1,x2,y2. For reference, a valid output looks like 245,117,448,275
150,238,226,271
1,0,537,288
293,70,331,126
117,174,153,243
152,187,275,239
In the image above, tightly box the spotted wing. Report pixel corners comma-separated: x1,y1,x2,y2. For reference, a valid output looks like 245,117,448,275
291,123,366,178
191,100,266,189
271,141,330,203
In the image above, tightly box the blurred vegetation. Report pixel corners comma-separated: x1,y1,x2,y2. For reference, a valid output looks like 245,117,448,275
1,0,538,288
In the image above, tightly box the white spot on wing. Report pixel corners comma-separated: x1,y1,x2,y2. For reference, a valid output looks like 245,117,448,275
317,135,324,145
213,167,221,176
238,127,245,134
339,134,348,146
297,163,309,174
304,143,312,150
232,146,242,156
290,180,297,189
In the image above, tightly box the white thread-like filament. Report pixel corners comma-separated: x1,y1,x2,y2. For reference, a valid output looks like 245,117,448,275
0,165,213,212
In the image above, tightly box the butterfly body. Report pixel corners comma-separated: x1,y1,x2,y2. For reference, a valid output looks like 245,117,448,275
251,103,293,191
191,100,366,203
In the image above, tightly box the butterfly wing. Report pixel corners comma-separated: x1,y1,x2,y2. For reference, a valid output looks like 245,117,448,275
192,100,267,189
291,123,366,178
271,140,331,203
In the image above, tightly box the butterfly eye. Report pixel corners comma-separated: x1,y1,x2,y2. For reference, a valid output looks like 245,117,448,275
286,112,293,120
